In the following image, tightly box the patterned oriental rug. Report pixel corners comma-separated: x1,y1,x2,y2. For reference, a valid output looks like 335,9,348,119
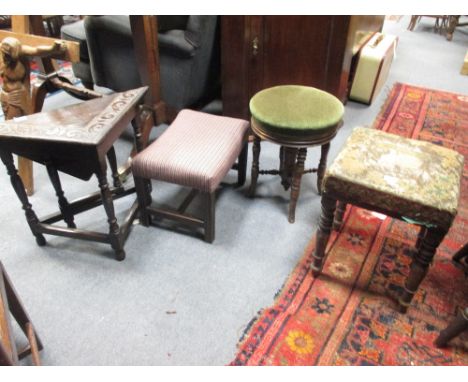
231,83,468,366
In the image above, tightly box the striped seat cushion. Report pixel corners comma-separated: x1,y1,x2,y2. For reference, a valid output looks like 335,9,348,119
132,109,249,192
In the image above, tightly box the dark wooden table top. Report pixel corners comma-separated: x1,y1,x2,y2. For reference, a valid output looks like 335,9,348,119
0,87,148,180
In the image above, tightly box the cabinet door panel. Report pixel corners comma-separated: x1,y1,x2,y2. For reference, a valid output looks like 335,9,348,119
261,16,335,91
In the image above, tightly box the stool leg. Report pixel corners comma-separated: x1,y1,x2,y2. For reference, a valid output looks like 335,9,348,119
434,308,468,348
0,150,46,247
398,227,448,313
95,161,125,261
237,143,248,187
204,191,215,243
248,136,261,197
415,226,427,251
288,148,307,224
134,176,152,227
333,201,347,231
317,143,330,195
311,195,337,276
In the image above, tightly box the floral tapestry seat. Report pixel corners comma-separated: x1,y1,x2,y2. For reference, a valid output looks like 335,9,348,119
323,127,464,229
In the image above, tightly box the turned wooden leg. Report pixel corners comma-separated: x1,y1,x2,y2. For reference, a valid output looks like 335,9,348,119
237,143,248,187
204,191,216,243
288,148,307,224
45,163,76,228
333,201,347,231
415,226,427,251
95,161,125,261
398,227,448,313
0,151,46,246
134,176,152,227
248,136,261,197
106,146,123,189
311,195,337,276
435,308,468,347
317,142,330,195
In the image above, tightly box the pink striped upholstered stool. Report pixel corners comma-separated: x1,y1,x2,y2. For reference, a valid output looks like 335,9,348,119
132,110,250,242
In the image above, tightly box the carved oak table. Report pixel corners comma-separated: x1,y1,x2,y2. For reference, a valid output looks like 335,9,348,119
0,87,148,261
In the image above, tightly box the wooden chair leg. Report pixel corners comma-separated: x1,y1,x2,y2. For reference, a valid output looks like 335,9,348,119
134,176,152,227
311,195,337,276
435,308,468,347
398,227,448,313
204,191,215,243
237,143,248,187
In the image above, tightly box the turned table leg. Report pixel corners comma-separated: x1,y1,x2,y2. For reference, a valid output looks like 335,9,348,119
95,161,125,261
317,142,330,195
311,194,337,276
45,163,76,228
106,146,123,189
0,151,46,246
398,226,448,313
288,148,307,224
248,135,261,197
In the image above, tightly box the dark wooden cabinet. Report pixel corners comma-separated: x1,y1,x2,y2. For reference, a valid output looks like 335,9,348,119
221,16,385,119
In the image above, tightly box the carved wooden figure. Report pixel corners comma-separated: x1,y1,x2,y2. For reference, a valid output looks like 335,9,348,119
0,37,66,119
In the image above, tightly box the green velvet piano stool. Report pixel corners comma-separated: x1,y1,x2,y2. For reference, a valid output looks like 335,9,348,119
248,85,344,223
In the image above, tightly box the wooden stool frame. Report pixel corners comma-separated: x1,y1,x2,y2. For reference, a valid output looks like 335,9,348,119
249,118,343,223
135,143,248,243
311,194,450,313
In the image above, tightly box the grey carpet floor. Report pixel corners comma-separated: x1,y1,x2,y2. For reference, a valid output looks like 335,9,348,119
1,16,467,365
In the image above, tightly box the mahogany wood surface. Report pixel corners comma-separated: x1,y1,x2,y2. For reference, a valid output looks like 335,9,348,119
221,16,384,120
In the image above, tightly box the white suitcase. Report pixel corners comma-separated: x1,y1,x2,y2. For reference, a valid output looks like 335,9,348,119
349,33,398,104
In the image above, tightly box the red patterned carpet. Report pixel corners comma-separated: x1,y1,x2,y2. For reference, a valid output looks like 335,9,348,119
231,83,468,366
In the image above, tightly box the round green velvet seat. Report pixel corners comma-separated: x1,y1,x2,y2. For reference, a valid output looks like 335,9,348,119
249,85,344,144
248,85,344,223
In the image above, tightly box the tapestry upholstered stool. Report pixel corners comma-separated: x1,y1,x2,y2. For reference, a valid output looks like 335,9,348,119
311,127,464,313
132,109,249,243
248,85,344,223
